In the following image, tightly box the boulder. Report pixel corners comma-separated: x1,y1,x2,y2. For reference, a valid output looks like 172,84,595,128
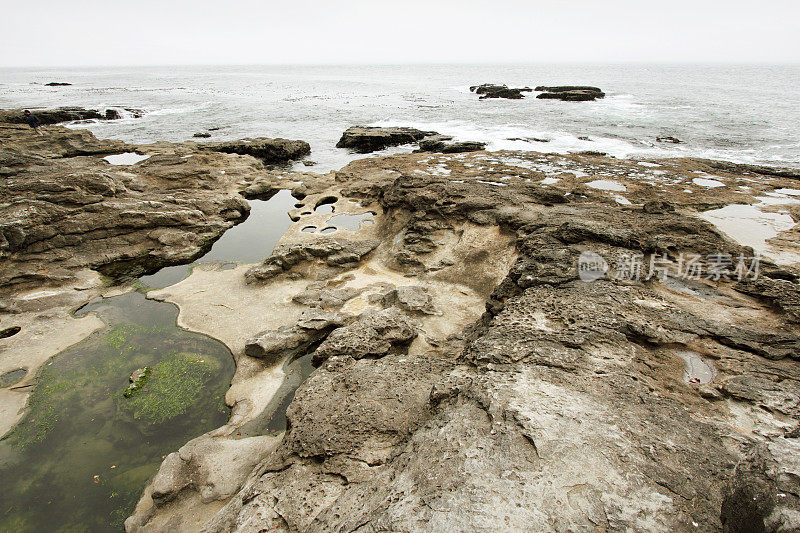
656,136,682,144
245,309,352,364
311,307,419,364
336,126,438,153
379,285,440,315
203,138,311,163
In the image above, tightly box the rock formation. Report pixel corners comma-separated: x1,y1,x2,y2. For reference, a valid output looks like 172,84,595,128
0,121,308,299
0,106,143,125
202,138,311,163
191,152,800,533
417,139,486,153
470,83,533,99
3,119,800,532
536,86,606,101
336,126,438,153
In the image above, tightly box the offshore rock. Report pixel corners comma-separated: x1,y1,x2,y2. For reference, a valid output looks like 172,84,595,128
335,126,438,153
536,86,605,101
202,138,311,164
470,83,533,99
0,106,143,125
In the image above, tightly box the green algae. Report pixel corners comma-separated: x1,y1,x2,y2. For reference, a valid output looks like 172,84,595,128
121,353,221,424
0,292,234,532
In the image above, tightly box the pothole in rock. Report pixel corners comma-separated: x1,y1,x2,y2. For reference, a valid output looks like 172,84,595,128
0,325,21,338
103,152,151,165
299,212,376,234
0,368,27,388
675,350,718,384
326,212,375,231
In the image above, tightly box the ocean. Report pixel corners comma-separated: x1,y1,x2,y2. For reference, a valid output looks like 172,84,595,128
1,64,798,172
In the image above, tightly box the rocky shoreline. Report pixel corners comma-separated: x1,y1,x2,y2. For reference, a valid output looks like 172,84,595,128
3,117,800,532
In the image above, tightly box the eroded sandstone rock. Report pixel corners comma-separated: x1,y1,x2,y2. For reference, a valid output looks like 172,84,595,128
310,307,419,364
245,308,352,364
244,238,380,282
190,150,800,533
0,122,308,295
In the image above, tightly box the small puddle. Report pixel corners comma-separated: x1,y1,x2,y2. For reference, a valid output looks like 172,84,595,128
586,179,626,192
0,326,21,338
325,212,375,231
675,350,717,384
692,177,725,188
103,152,150,165
697,204,796,263
237,352,316,438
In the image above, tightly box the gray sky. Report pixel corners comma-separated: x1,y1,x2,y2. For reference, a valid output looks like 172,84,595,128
1,0,799,67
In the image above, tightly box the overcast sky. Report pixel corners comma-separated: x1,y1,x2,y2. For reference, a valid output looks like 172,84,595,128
1,0,798,67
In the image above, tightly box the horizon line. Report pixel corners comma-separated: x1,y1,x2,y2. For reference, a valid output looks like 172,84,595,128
2,60,800,70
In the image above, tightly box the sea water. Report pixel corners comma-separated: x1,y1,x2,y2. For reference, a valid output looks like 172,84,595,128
0,64,798,172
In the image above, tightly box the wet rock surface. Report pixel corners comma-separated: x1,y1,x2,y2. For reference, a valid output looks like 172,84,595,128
0,106,143,125
536,85,606,101
201,138,311,163
470,83,533,99
335,126,438,153
244,238,380,282
417,139,486,153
